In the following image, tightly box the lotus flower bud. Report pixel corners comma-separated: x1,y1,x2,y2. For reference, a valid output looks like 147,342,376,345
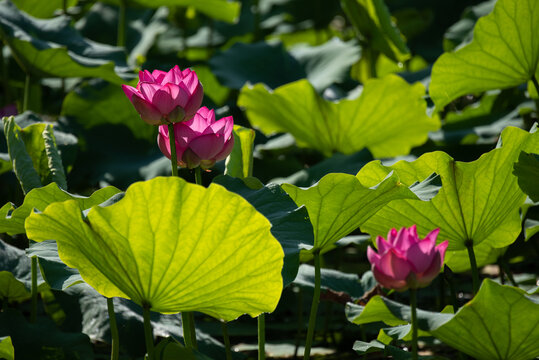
367,225,449,291
122,65,203,125
157,106,234,170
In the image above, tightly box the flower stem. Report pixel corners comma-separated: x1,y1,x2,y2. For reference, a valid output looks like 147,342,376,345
107,298,119,360
258,313,266,360
303,250,321,360
23,73,30,112
142,304,155,360
409,288,418,360
443,265,459,311
194,166,202,185
30,256,37,323
117,0,126,47
168,124,178,177
465,241,480,295
222,321,232,360
531,75,539,96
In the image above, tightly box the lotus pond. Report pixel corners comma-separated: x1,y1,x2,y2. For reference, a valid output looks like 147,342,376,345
0,0,538,359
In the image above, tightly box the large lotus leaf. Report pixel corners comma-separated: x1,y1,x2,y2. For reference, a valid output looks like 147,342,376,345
224,125,255,179
238,75,439,157
430,0,539,110
349,280,539,360
0,182,120,236
0,271,30,303
25,177,284,320
281,170,433,253
513,151,539,202
213,175,313,286
340,0,410,63
358,126,539,255
103,0,240,23
0,0,128,83
61,79,155,142
11,0,77,18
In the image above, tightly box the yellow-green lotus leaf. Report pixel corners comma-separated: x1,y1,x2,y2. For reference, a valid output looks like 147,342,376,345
25,177,284,320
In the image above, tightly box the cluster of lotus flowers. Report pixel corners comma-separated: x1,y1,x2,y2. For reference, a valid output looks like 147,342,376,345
122,65,234,169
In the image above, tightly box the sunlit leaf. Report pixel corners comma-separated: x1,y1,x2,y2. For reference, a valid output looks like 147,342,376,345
103,0,241,23
11,0,77,18
358,127,539,258
238,75,439,157
430,0,539,109
0,0,128,82
0,182,120,236
0,337,14,360
281,171,434,253
214,175,313,286
340,0,410,63
0,271,30,303
224,125,255,179
25,177,284,320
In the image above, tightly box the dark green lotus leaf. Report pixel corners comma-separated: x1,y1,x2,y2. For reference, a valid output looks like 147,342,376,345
359,126,539,256
26,177,284,320
513,151,539,202
0,182,120,236
238,75,439,157
340,0,410,63
430,0,539,109
346,279,539,360
61,79,155,142
282,170,436,253
0,308,93,359
213,175,313,286
0,271,30,303
0,0,129,82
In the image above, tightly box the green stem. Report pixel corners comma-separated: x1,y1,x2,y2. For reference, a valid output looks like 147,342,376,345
465,241,480,295
168,124,178,177
409,288,418,360
531,75,539,96
303,250,321,360
181,312,195,349
142,304,155,360
117,0,127,47
222,321,232,360
62,0,67,14
443,265,459,310
189,312,197,349
0,45,10,104
107,298,120,360
293,287,304,359
30,256,37,323
194,166,202,185
23,73,30,112
258,313,265,360
253,0,261,41
499,256,518,287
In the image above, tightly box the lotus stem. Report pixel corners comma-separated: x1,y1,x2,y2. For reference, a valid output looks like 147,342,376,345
30,256,37,323
222,321,232,360
168,124,178,177
0,45,10,104
62,0,67,14
181,312,195,349
443,265,459,310
531,75,539,96
293,287,304,359
258,313,266,360
465,241,479,295
142,304,155,360
409,288,418,360
303,250,321,360
499,256,518,287
23,73,30,112
194,166,202,185
117,0,126,47
107,298,120,360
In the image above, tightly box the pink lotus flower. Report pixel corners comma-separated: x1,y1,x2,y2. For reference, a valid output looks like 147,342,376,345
122,65,203,125
158,106,234,170
367,225,448,291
